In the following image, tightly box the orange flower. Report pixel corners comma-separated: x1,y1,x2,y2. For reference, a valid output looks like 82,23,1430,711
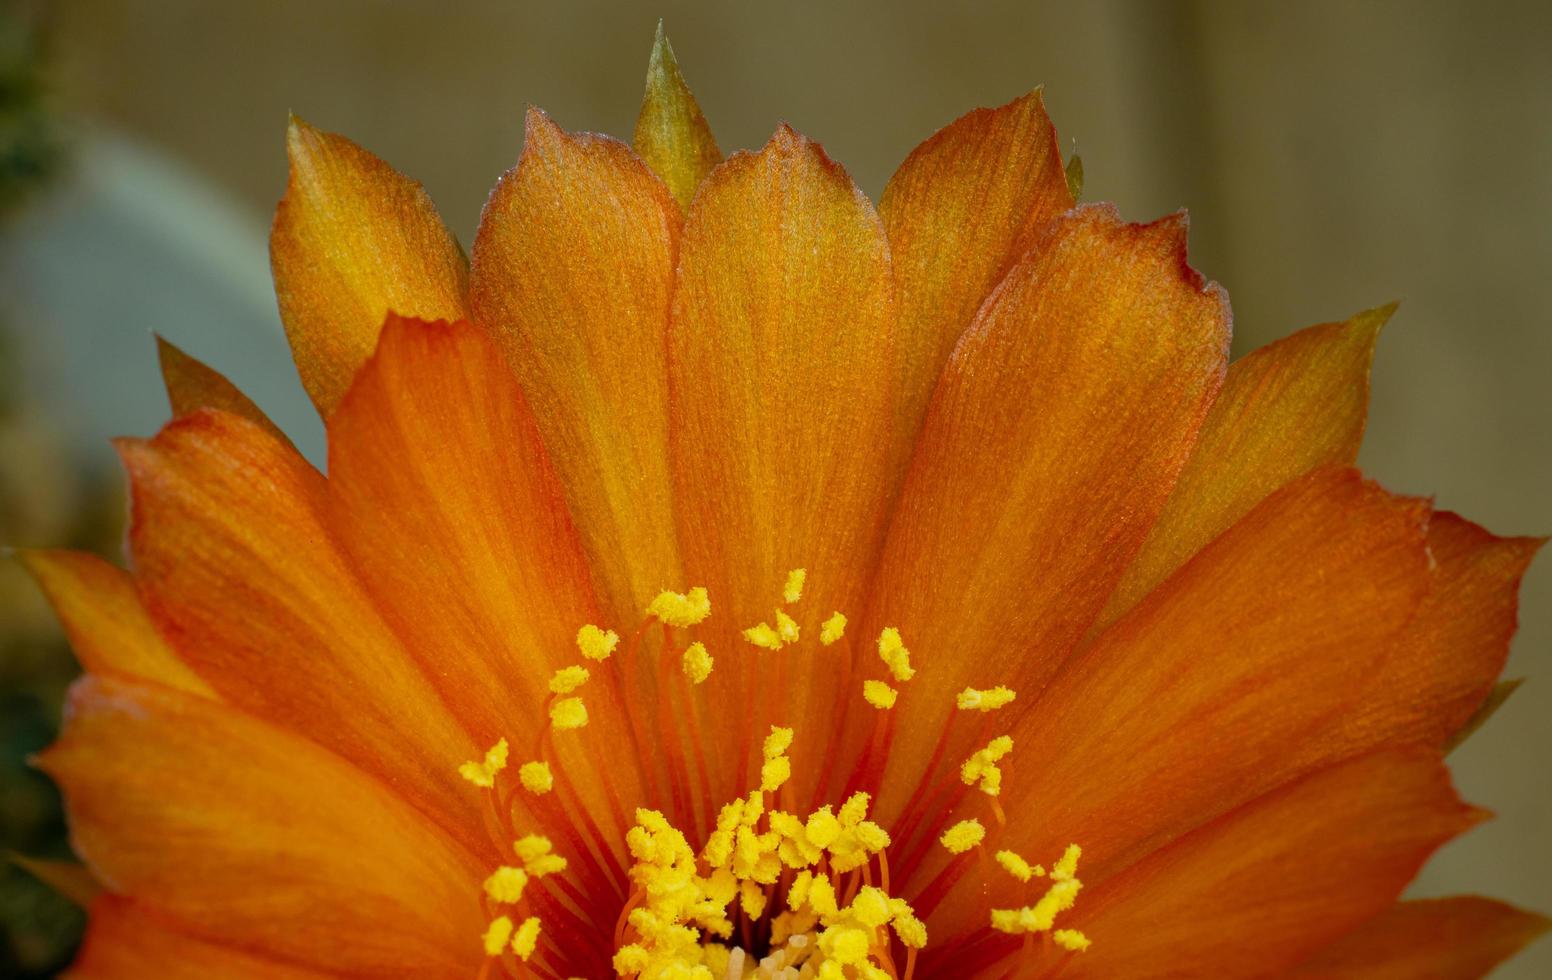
23,27,1548,979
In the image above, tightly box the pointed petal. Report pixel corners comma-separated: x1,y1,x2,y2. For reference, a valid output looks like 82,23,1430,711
10,855,102,908
69,899,332,979
1103,304,1391,623
633,23,721,208
866,204,1228,815
326,316,642,832
667,126,903,798
879,91,1074,433
1448,678,1524,754
1329,512,1543,753
118,410,480,853
19,549,213,697
40,677,481,978
154,336,289,444
470,111,681,623
1289,896,1551,978
1041,750,1479,978
270,118,468,415
992,468,1431,891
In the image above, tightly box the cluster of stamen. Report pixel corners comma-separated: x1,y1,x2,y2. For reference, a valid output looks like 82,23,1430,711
455,566,1088,977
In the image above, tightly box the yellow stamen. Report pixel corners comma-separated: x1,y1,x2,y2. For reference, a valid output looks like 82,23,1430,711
518,760,554,795
458,738,508,788
775,609,800,644
820,611,848,646
783,568,807,604
482,915,513,956
961,735,1013,796
877,627,915,682
939,818,986,854
862,679,898,709
956,685,1017,711
647,586,711,628
549,696,588,731
548,665,590,695
995,849,1042,883
483,866,529,903
990,843,1086,939
510,916,542,960
743,621,783,650
682,641,713,683
1054,929,1091,952
576,623,619,661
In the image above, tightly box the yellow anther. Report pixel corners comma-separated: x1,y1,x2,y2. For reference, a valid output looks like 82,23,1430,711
853,821,891,853
1031,879,1081,930
961,735,1013,796
576,623,619,661
682,641,713,683
740,878,768,919
518,760,553,795
743,621,783,650
838,792,870,827
526,853,567,877
788,869,814,910
1053,843,1082,882
893,912,928,948
514,835,554,864
483,866,528,903
805,806,841,848
510,916,541,960
458,738,509,788
548,665,590,695
613,944,649,974
1054,929,1091,952
482,915,513,956
940,818,986,854
819,926,871,964
820,611,848,646
761,755,792,793
549,696,588,730
995,849,1040,882
956,685,1017,711
809,874,839,917
775,609,800,644
647,586,711,628
877,627,915,682
850,886,892,928
862,679,898,709
783,568,807,604
764,726,794,759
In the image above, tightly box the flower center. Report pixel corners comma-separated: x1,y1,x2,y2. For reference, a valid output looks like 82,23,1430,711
457,570,1089,978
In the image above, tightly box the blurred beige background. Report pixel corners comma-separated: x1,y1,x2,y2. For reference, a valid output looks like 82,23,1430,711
3,0,1549,975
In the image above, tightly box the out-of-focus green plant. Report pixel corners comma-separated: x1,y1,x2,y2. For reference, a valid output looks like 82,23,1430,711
0,4,96,976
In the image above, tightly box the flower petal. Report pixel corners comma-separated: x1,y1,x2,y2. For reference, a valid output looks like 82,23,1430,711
1027,750,1478,978
470,111,682,622
866,204,1228,813
270,118,468,415
1102,304,1391,623
69,898,332,979
154,336,290,444
667,126,903,798
326,316,642,835
1327,511,1543,752
19,549,213,697
632,23,721,209
40,676,482,978
118,410,480,852
879,91,1073,433
990,467,1430,892
1288,896,1551,978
